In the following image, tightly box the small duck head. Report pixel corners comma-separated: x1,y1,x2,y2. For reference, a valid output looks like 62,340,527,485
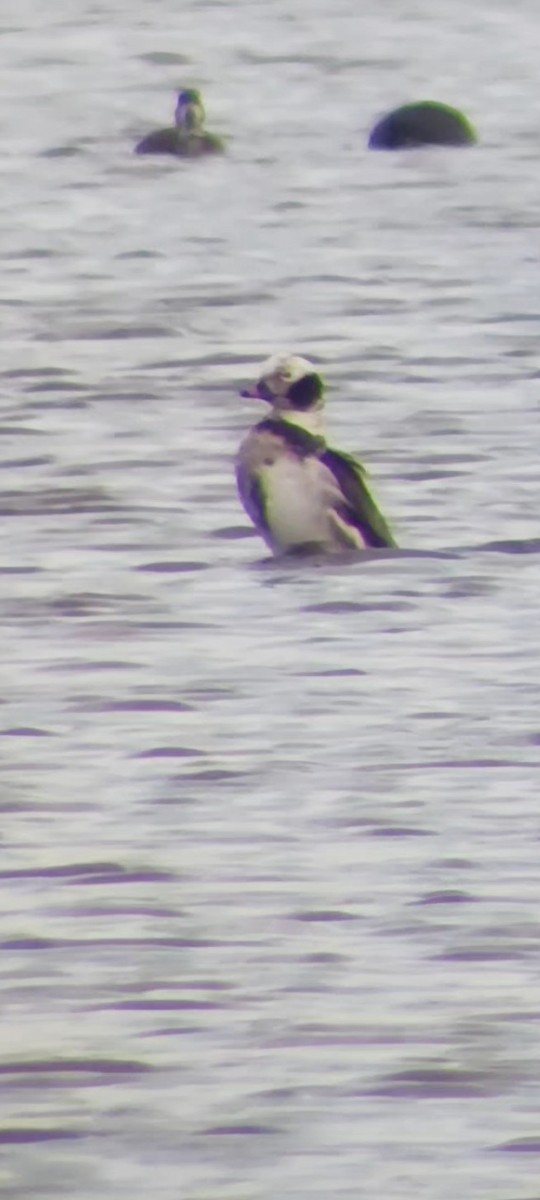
175,88,206,132
241,354,325,433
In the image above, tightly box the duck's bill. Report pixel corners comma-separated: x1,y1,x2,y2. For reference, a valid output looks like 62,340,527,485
240,381,273,400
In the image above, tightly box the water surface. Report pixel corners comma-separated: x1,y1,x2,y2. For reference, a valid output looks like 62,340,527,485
2,2,540,1197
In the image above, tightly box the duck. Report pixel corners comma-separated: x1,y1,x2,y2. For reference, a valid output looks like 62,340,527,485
368,101,477,150
236,355,397,557
134,88,225,157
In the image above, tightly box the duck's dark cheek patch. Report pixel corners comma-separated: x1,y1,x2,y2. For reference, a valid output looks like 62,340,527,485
287,373,324,410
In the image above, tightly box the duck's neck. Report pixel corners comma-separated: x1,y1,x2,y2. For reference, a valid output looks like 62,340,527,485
176,122,202,135
176,108,204,134
274,408,325,437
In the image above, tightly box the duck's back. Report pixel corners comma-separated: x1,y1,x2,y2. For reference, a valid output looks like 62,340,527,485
135,128,225,157
135,126,180,155
369,101,476,149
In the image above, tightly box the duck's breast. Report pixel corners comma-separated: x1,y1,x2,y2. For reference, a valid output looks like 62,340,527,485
237,427,353,551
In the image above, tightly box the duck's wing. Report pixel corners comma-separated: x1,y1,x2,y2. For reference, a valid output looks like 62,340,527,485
201,132,226,154
235,460,271,540
134,127,179,155
176,132,226,158
320,448,397,549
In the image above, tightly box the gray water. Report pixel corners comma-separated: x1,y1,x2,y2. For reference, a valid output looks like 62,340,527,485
2,1,540,1197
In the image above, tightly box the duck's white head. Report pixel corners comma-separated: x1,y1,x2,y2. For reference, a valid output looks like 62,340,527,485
241,354,325,433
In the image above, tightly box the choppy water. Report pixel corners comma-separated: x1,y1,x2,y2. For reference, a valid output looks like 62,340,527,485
2,1,540,1197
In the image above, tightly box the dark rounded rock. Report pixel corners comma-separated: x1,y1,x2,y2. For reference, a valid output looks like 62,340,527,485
368,101,477,150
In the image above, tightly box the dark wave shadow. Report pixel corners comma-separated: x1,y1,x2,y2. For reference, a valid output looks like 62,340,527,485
478,537,540,555
249,546,460,575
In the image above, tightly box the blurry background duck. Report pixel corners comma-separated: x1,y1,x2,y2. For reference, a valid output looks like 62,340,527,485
134,88,225,157
368,100,477,150
236,355,397,558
